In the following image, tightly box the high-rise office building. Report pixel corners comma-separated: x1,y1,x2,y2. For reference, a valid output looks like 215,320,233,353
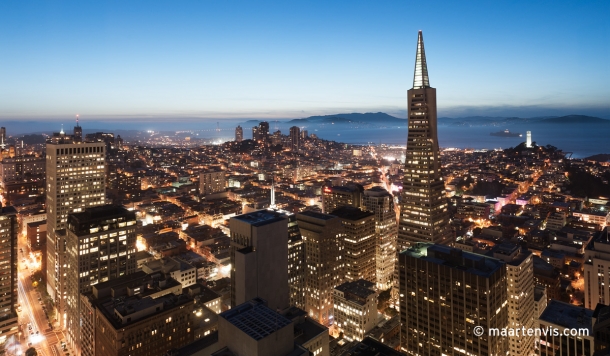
491,243,535,356
46,140,106,326
0,206,18,343
229,210,289,310
399,243,508,355
297,211,344,325
258,121,270,142
65,205,137,354
362,187,397,290
322,184,363,214
290,126,300,151
235,125,243,142
0,127,6,149
285,212,305,310
584,228,610,309
398,31,451,249
252,126,259,141
332,206,376,284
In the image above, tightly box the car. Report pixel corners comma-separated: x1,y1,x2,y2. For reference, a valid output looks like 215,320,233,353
27,342,32,347
28,325,32,330
36,331,39,335
29,331,33,335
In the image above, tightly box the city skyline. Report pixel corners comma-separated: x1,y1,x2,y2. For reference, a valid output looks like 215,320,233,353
1,1,609,121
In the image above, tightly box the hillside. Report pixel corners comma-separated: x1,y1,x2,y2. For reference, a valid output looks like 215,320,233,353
289,112,406,124
539,115,610,124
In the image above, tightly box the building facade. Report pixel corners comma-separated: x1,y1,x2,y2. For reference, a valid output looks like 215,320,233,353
65,205,137,353
333,279,377,342
492,243,535,356
362,187,397,290
229,210,289,310
332,206,376,284
297,211,344,325
398,31,451,249
199,168,225,196
322,185,363,214
235,125,243,142
399,243,509,355
45,141,106,325
584,228,610,309
0,206,18,344
290,126,300,151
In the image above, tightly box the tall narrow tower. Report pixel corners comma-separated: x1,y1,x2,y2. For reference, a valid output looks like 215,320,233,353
398,31,451,250
73,115,82,142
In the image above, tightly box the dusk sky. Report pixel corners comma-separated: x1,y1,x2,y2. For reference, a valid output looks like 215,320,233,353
1,0,609,121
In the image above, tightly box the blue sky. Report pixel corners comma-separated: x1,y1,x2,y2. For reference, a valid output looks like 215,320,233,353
1,0,609,121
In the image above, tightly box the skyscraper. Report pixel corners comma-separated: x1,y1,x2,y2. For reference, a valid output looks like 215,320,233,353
399,243,509,355
229,210,289,310
297,211,344,325
46,140,106,326
0,205,18,343
362,187,397,290
258,121,270,142
289,126,300,151
0,127,6,149
235,125,243,142
65,205,137,354
398,31,451,250
332,206,376,284
491,243,535,356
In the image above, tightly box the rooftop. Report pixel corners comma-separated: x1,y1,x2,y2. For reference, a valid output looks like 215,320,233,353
402,243,505,278
231,210,287,227
297,210,336,221
220,298,292,341
335,279,376,304
331,206,374,221
539,300,593,334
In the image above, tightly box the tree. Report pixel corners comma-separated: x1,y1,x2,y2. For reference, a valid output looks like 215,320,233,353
25,347,38,356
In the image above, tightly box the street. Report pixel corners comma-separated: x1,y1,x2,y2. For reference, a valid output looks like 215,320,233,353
16,236,69,356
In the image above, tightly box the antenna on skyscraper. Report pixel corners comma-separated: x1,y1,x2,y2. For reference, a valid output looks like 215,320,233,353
270,175,276,209
76,114,80,127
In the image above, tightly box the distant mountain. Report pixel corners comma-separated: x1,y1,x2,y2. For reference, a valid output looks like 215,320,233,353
584,154,610,162
289,112,406,124
538,115,610,124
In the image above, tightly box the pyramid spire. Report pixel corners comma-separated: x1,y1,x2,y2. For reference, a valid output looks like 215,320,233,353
412,30,430,89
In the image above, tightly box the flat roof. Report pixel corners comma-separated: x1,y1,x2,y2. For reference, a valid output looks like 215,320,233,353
402,243,505,278
331,206,374,221
335,280,376,302
220,299,292,341
231,210,286,227
297,210,336,221
539,300,593,333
